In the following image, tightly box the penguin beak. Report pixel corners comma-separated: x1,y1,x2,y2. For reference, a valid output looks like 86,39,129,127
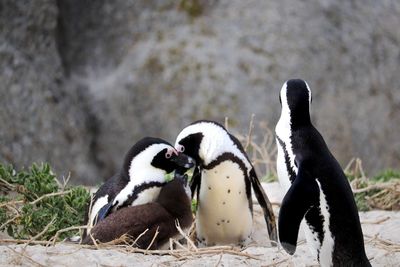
170,153,195,169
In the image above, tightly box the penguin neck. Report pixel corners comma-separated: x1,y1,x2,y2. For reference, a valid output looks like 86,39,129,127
277,105,311,132
290,110,311,130
199,133,251,171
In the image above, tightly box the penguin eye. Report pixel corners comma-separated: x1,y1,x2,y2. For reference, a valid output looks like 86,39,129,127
165,151,172,159
178,145,185,153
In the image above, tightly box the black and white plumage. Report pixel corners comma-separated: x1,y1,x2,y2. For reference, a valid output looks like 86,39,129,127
85,137,194,236
82,173,193,249
275,79,370,266
175,120,277,246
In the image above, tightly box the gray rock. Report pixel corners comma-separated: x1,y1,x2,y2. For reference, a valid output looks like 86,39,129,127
0,0,99,184
1,0,399,184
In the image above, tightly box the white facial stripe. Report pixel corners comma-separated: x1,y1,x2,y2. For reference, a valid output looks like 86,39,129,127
304,80,312,103
275,82,297,177
113,143,170,207
316,179,334,266
279,81,291,118
175,122,252,172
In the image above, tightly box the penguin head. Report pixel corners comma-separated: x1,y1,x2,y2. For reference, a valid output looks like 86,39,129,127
122,137,195,180
279,79,312,128
175,120,251,169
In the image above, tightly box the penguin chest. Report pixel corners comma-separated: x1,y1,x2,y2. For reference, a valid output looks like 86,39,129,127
196,161,253,245
132,187,161,206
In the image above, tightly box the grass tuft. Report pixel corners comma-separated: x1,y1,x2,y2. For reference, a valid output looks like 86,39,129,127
0,163,90,241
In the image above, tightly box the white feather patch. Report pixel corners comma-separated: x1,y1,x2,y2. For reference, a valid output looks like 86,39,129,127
112,143,170,207
196,161,253,245
175,121,252,172
88,195,109,233
316,179,334,266
132,187,162,206
275,82,298,193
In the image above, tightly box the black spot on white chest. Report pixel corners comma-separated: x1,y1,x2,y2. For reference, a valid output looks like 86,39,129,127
196,161,253,245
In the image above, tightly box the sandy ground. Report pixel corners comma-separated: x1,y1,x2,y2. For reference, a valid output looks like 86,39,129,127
1,182,399,267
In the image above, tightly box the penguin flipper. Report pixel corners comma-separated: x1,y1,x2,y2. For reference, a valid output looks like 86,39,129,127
190,167,201,199
278,164,319,255
96,202,114,223
249,169,278,243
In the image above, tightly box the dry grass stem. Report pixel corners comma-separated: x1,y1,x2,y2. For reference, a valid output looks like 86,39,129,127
132,228,149,246
214,253,223,267
146,226,160,251
50,225,89,245
175,220,197,251
0,215,21,230
22,216,57,252
347,158,400,210
345,158,367,180
29,190,73,206
226,117,277,179
361,216,390,224
364,234,400,252
0,200,24,208
0,239,51,245
244,114,255,152
0,177,16,191
352,182,398,194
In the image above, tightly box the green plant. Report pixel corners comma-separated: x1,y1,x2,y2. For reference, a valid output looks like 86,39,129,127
0,163,90,241
372,169,400,182
191,199,198,213
345,159,400,211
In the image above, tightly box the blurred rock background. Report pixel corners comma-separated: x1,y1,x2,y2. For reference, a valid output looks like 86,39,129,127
1,0,399,184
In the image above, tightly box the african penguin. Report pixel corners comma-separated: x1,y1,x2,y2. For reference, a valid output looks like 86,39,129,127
175,120,277,246
82,172,193,249
275,79,370,266
84,137,194,237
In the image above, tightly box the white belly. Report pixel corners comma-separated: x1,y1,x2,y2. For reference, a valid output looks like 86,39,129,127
196,161,253,246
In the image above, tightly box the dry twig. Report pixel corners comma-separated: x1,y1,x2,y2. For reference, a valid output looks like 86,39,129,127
175,220,197,251
29,190,73,206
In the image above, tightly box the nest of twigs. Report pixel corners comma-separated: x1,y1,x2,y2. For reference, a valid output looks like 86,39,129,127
346,158,400,211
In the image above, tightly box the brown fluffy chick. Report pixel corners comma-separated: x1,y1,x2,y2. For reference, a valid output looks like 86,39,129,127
82,174,193,249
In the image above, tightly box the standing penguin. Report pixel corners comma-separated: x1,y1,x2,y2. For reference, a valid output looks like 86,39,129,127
275,79,370,266
82,173,193,249
175,120,277,246
85,137,194,235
